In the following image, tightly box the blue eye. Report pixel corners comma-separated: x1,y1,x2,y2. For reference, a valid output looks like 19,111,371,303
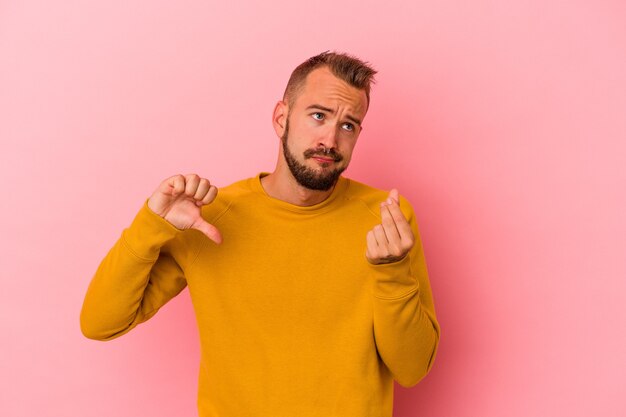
342,123,354,131
312,112,324,120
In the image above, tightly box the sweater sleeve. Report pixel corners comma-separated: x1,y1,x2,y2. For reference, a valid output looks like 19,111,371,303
80,197,192,341
369,197,441,387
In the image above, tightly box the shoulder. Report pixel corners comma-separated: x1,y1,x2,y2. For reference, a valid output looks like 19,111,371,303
343,176,416,222
164,175,257,258
200,176,256,222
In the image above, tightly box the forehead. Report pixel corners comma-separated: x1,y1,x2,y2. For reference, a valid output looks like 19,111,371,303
295,67,368,117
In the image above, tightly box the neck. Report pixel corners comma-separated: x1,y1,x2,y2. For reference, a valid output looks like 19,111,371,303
260,164,337,206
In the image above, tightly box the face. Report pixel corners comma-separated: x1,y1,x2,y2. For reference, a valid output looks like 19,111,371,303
276,67,368,191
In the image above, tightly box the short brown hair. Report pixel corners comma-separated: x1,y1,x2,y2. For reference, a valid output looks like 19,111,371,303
282,50,377,110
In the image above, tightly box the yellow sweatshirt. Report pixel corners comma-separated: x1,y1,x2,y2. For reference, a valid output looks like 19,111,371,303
80,172,441,417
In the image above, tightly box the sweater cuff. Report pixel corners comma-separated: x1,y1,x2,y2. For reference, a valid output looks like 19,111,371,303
121,197,185,261
369,255,419,299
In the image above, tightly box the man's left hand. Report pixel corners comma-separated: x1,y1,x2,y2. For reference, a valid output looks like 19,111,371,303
366,189,415,265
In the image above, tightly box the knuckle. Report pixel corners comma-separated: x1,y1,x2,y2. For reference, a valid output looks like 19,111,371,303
390,246,402,257
172,175,184,188
185,173,200,183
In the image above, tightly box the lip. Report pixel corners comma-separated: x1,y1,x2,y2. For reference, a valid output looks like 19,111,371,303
312,157,335,163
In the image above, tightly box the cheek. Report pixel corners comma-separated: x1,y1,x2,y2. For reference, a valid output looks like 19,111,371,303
289,116,312,136
293,127,322,150
301,122,320,140
340,139,358,156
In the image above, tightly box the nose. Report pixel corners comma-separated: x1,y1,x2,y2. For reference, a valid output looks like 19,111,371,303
317,125,339,151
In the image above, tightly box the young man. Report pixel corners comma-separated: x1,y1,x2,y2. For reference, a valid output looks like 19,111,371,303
81,51,441,417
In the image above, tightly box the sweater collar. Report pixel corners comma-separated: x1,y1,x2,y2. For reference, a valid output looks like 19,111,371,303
250,172,349,213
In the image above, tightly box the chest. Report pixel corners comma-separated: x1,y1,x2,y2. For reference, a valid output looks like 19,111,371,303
185,206,379,326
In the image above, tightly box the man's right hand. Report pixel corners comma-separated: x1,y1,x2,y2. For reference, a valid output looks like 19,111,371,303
147,174,223,244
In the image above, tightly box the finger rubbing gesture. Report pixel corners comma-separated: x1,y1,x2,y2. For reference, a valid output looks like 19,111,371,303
366,189,415,265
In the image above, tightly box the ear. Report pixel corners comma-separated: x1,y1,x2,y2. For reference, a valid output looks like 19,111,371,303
272,100,288,138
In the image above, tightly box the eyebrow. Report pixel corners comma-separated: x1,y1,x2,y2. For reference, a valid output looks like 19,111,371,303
305,104,362,127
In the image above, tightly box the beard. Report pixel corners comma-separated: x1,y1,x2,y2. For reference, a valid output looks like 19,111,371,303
281,116,347,191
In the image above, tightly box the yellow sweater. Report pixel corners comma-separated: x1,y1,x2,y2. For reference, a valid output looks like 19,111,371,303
80,172,441,416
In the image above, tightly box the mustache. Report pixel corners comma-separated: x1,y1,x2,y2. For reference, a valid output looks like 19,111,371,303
303,148,343,162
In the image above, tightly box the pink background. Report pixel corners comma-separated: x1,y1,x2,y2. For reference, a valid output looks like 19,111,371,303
1,1,624,416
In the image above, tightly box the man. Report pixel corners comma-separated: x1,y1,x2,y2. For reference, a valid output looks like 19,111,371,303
80,51,441,416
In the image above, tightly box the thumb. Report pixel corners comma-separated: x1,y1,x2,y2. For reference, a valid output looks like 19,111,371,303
388,188,400,204
192,218,223,245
